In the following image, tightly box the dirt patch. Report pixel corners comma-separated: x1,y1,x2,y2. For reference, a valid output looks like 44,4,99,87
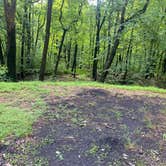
0,96,12,104
1,88,166,166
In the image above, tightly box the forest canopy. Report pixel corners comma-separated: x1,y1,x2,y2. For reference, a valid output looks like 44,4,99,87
0,0,165,87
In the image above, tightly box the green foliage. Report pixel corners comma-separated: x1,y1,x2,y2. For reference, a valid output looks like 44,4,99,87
0,65,8,81
87,144,99,155
0,0,166,86
163,133,166,141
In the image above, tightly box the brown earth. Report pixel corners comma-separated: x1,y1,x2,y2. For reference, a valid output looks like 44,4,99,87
1,87,166,166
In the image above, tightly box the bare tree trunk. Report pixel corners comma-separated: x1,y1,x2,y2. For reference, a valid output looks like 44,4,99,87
66,39,72,69
54,0,68,76
54,29,67,76
35,15,45,54
105,9,112,67
0,38,5,65
26,1,32,67
39,0,53,81
20,1,27,80
123,27,134,81
92,0,106,81
71,42,78,78
92,24,100,81
4,0,17,81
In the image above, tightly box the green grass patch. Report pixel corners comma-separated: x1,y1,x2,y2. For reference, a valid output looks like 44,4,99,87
0,81,49,93
53,81,166,94
0,81,165,94
0,80,165,141
0,104,41,141
0,82,49,141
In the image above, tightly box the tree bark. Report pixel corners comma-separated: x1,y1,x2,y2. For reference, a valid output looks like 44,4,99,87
34,14,45,56
100,1,127,82
0,38,5,65
71,43,78,78
92,24,100,81
39,0,53,81
92,0,106,81
20,1,27,80
26,1,32,67
105,6,113,67
54,29,67,76
100,0,150,82
66,39,72,69
123,27,134,81
4,0,17,81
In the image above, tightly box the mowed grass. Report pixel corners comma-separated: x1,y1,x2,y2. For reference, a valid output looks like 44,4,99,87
0,81,165,141
0,81,166,94
0,82,48,141
54,81,166,94
0,105,40,141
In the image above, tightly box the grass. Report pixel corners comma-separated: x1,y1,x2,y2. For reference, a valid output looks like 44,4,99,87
0,104,41,141
54,81,166,94
0,80,165,141
0,81,165,94
0,82,48,141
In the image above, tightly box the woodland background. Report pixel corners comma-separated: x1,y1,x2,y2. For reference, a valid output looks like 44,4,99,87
0,0,165,88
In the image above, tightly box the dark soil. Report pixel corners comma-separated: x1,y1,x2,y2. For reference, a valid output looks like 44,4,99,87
1,88,166,166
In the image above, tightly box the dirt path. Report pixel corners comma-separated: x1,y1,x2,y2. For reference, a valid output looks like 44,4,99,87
1,87,166,166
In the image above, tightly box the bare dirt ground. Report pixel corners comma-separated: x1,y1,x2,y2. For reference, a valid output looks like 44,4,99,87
1,87,166,166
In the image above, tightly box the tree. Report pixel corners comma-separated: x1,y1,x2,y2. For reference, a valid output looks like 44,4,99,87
0,0,165,87
54,0,84,76
100,0,150,82
92,0,106,81
39,0,53,81
3,0,17,80
0,38,4,65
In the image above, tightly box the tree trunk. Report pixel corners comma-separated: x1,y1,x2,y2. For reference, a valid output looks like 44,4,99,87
54,29,67,76
4,0,17,81
0,38,5,65
92,0,101,81
93,29,100,80
100,0,149,82
39,0,53,81
66,39,72,69
100,9,126,82
26,1,32,67
20,1,27,80
105,11,112,66
123,28,134,81
71,43,78,78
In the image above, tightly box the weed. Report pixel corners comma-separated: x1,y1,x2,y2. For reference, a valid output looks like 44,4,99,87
163,133,166,141
143,116,154,129
87,144,99,156
114,110,122,120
